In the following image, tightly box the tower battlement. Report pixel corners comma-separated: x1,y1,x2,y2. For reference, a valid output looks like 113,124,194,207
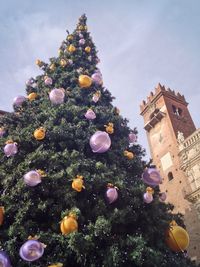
140,83,186,113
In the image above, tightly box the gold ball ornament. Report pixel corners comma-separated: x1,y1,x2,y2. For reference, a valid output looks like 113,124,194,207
85,46,91,53
58,49,63,56
28,92,37,101
34,127,46,141
49,64,56,71
104,123,114,134
0,206,5,226
124,150,134,160
60,59,67,67
166,221,189,252
35,59,43,67
68,44,76,53
72,175,85,192
78,25,84,31
48,264,63,267
78,75,92,88
67,34,73,41
60,213,78,235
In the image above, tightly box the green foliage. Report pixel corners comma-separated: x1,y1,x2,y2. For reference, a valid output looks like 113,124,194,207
0,14,197,267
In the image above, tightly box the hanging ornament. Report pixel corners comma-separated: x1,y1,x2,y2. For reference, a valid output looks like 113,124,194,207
143,187,154,204
129,133,137,144
0,127,5,137
84,109,96,120
49,88,65,104
13,95,26,107
123,150,134,160
35,59,43,67
79,39,85,45
68,59,73,65
166,221,189,252
19,239,45,262
26,78,35,86
0,206,4,225
33,127,46,141
142,167,162,187
78,75,92,88
90,131,111,153
68,44,76,53
48,263,63,267
23,170,46,187
60,59,67,67
0,251,12,267
85,46,91,53
67,35,73,41
49,63,56,71
79,33,83,38
159,192,167,201
44,77,53,86
72,175,85,192
106,184,118,204
91,72,103,85
104,123,114,134
60,212,78,235
4,140,18,157
92,91,101,103
78,25,84,31
27,92,37,101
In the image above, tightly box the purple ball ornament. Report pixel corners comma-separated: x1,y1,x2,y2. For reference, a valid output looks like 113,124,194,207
19,240,45,262
85,109,96,120
13,95,26,107
142,167,162,187
49,88,65,104
79,33,83,38
68,59,73,65
26,78,35,86
143,192,153,204
79,38,85,45
128,133,137,144
159,192,167,201
91,72,103,85
106,184,118,204
4,141,18,157
90,131,111,153
0,251,12,267
23,170,42,187
44,77,53,85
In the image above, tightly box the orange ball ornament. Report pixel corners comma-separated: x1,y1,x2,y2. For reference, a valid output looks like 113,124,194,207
60,213,78,235
104,123,114,134
78,25,84,31
124,150,134,160
166,221,189,252
72,175,85,192
78,75,92,88
34,127,46,141
35,59,43,67
0,206,4,226
85,46,91,53
28,92,37,101
68,45,76,53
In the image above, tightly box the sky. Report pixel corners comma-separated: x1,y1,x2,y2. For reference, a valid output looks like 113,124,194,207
0,0,200,159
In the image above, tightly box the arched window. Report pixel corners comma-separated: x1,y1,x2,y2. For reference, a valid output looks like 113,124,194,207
172,105,182,116
168,172,174,181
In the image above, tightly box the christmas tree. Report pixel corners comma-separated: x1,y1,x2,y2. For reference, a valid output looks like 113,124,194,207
0,15,197,267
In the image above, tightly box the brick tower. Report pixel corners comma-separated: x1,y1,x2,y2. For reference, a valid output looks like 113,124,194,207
140,83,200,261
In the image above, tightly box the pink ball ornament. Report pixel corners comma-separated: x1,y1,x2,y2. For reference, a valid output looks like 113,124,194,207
106,185,118,204
13,95,26,107
142,167,162,187
129,133,137,144
49,88,65,104
85,109,96,120
44,77,53,85
92,72,103,85
143,192,153,204
159,192,167,201
23,170,42,187
92,93,100,103
90,131,111,153
19,240,44,262
4,142,18,157
0,251,12,267
79,39,85,45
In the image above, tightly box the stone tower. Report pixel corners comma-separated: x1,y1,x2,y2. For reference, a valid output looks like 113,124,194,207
140,83,200,262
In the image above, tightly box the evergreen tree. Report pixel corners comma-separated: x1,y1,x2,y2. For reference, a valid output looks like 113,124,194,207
0,15,197,267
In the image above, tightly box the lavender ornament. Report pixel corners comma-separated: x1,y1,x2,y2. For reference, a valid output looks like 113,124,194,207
85,109,96,120
159,192,167,201
0,251,12,267
142,167,162,187
106,184,118,204
143,192,153,204
19,240,44,262
129,133,137,144
23,170,42,187
4,142,18,157
79,39,85,45
49,88,65,104
90,131,111,153
91,72,103,85
44,77,53,85
13,96,26,107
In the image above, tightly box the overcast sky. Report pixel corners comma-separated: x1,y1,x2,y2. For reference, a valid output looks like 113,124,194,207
0,0,200,159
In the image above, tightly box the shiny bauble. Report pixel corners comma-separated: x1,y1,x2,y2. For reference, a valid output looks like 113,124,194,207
123,150,134,160
92,92,100,103
60,213,78,235
143,192,153,203
129,133,137,144
33,127,46,141
60,59,67,67
13,95,26,107
35,59,43,67
79,39,85,45
85,46,91,53
78,25,84,31
142,167,162,187
49,63,56,71
27,92,37,101
91,72,103,85
159,192,167,201
72,175,85,192
78,75,92,88
84,109,96,120
104,123,114,134
67,35,73,41
24,170,42,187
0,206,4,225
49,88,65,104
68,45,76,53
19,240,44,262
4,141,18,157
166,222,189,252
106,185,118,204
44,77,53,85
90,131,111,153
0,251,12,267
26,78,34,86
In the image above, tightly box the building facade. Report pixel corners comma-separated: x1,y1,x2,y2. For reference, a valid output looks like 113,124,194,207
140,83,200,262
